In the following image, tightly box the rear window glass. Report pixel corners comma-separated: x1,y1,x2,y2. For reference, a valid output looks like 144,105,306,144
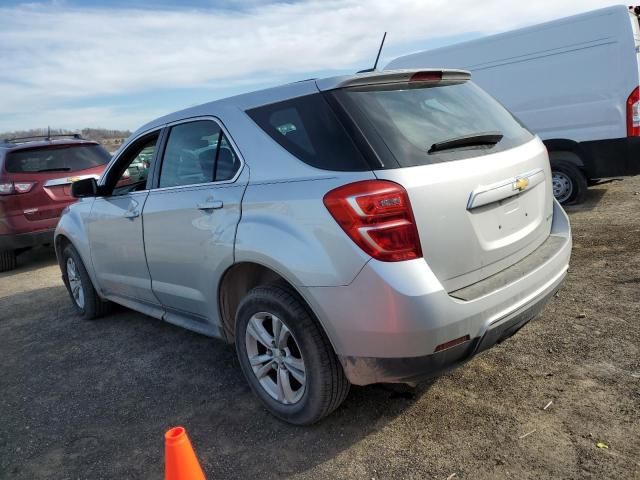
331,81,533,167
246,93,369,171
5,144,111,173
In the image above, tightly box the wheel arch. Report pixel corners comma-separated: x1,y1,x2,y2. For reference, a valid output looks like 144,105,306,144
54,208,101,296
217,261,334,349
54,234,73,279
543,139,587,168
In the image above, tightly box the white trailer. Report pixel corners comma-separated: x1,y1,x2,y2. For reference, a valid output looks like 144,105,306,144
387,5,640,204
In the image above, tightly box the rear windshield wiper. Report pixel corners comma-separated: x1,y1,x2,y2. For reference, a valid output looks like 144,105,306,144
428,132,503,154
36,167,71,172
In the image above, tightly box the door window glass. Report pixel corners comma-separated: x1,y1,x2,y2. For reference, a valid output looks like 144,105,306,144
107,134,158,196
159,120,240,188
214,134,240,182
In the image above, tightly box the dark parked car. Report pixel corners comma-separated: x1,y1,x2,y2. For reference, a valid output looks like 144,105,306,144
0,134,111,271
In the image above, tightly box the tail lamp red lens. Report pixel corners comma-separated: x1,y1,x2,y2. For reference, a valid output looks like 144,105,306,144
323,180,423,262
627,86,640,137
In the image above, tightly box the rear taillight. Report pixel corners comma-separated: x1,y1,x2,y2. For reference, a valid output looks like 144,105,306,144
0,181,35,195
627,86,640,137
323,180,422,262
0,182,13,195
14,182,35,193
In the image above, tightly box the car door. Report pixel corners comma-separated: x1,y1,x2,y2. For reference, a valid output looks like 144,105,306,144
88,130,163,311
142,118,248,327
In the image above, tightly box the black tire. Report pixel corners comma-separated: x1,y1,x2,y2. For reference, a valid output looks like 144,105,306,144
0,250,16,272
235,284,350,425
549,153,588,205
61,245,110,320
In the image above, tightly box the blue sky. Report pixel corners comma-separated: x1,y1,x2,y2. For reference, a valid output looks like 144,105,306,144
0,0,617,132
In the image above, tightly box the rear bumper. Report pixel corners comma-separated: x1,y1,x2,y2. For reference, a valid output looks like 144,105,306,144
0,229,55,251
301,199,571,385
339,283,559,385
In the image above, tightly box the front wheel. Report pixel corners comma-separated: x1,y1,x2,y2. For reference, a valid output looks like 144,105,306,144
61,245,110,320
235,284,350,425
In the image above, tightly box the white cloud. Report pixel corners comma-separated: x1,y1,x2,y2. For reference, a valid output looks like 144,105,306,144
0,0,618,130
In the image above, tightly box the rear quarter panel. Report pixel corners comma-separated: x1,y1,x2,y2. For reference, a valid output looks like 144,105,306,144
235,173,374,287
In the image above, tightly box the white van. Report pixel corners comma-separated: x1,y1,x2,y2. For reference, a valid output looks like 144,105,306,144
387,5,640,204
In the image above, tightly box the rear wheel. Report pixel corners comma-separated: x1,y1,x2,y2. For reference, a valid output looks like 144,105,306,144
0,250,16,272
235,284,350,425
61,245,110,320
549,154,588,205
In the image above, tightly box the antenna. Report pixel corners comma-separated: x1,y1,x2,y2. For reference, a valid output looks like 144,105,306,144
47,126,51,141
357,32,387,74
373,32,387,71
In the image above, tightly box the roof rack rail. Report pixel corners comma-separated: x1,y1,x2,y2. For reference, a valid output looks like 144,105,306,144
1,133,83,144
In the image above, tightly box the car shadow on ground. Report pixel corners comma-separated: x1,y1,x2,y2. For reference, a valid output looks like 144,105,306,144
0,283,433,479
563,185,607,213
0,246,58,280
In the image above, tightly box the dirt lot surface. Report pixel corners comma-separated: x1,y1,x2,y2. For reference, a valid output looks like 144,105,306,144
1,178,639,479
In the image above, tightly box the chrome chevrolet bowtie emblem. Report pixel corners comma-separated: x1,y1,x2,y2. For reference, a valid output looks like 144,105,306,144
514,177,530,191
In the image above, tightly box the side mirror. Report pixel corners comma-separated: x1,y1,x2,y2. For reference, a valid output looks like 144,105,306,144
71,177,98,198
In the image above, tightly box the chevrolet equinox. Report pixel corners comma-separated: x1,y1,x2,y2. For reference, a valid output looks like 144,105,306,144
55,69,572,424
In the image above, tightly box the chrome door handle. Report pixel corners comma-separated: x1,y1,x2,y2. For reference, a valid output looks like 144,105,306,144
124,210,140,219
197,200,223,210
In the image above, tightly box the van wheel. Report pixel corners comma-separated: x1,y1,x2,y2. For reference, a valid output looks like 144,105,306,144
550,156,587,205
61,245,110,320
0,250,16,272
235,284,350,425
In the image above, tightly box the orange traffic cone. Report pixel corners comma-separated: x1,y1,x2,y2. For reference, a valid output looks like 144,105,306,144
165,426,206,480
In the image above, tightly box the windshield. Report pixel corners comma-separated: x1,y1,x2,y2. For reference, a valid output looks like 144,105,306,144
331,81,533,167
5,144,111,173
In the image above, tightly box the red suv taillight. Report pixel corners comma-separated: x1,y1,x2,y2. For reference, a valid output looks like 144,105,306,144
323,180,423,262
627,86,640,137
0,181,35,195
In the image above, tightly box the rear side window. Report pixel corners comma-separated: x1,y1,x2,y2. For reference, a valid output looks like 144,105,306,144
159,120,241,188
5,144,110,173
246,94,369,171
331,81,534,167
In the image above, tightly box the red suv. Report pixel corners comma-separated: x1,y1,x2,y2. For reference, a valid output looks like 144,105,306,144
0,134,111,272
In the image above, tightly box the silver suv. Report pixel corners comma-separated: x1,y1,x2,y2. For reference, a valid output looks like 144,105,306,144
55,69,572,424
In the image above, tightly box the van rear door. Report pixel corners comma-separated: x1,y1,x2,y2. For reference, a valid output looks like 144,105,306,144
630,9,640,72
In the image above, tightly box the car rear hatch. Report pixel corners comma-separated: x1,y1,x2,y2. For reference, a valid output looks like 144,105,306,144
1,143,110,223
321,70,554,291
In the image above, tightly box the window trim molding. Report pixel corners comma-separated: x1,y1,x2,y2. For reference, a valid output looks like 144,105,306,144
151,116,245,192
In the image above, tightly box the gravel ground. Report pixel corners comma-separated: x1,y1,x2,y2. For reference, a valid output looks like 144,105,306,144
1,177,639,480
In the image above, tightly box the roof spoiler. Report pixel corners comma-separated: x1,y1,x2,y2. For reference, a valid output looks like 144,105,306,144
316,69,471,91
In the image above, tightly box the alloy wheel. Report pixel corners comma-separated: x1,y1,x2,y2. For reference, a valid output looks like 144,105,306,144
66,257,85,309
244,311,306,405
